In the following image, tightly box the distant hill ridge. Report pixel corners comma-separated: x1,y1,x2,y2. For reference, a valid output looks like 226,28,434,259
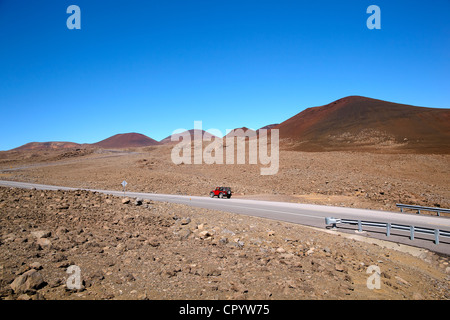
159,129,217,144
10,96,450,153
12,133,160,151
13,141,81,151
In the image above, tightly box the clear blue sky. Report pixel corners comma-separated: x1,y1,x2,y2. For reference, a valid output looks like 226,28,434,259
1,0,449,150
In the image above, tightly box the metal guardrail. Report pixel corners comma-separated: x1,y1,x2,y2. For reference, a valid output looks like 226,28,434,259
396,203,450,217
325,217,450,245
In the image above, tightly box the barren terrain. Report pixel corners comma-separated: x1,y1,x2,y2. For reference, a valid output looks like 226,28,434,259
1,145,448,214
0,145,449,300
0,187,449,300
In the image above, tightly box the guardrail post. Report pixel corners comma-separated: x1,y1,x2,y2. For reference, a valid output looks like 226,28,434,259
358,220,362,232
386,223,391,237
434,229,439,245
410,226,415,240
437,211,441,217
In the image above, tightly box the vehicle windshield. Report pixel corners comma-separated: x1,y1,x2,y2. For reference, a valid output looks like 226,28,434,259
215,187,231,191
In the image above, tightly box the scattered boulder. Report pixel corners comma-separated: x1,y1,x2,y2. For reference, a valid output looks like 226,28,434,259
280,253,295,260
29,262,43,270
228,240,244,249
180,217,191,225
199,230,212,239
395,276,410,286
204,265,222,277
36,238,52,249
221,229,235,236
176,228,191,240
276,247,286,253
31,230,51,239
335,264,348,273
3,233,16,242
147,237,160,247
10,269,46,294
124,273,136,282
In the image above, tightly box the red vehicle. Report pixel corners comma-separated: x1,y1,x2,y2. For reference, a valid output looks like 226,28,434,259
210,187,232,199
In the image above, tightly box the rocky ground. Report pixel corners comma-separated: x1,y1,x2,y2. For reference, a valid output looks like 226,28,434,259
0,187,449,300
1,145,448,215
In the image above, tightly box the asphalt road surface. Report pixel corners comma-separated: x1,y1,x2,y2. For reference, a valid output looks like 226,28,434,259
1,180,449,255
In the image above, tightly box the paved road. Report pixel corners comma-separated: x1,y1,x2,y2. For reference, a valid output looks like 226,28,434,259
1,180,449,255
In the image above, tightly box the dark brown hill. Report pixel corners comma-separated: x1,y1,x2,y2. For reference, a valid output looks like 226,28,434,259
275,96,450,153
92,133,160,149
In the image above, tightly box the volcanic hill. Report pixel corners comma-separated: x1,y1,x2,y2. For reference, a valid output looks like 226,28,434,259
275,96,450,153
91,133,160,149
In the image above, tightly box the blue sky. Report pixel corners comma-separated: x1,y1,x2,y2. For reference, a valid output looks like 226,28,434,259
0,0,449,150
